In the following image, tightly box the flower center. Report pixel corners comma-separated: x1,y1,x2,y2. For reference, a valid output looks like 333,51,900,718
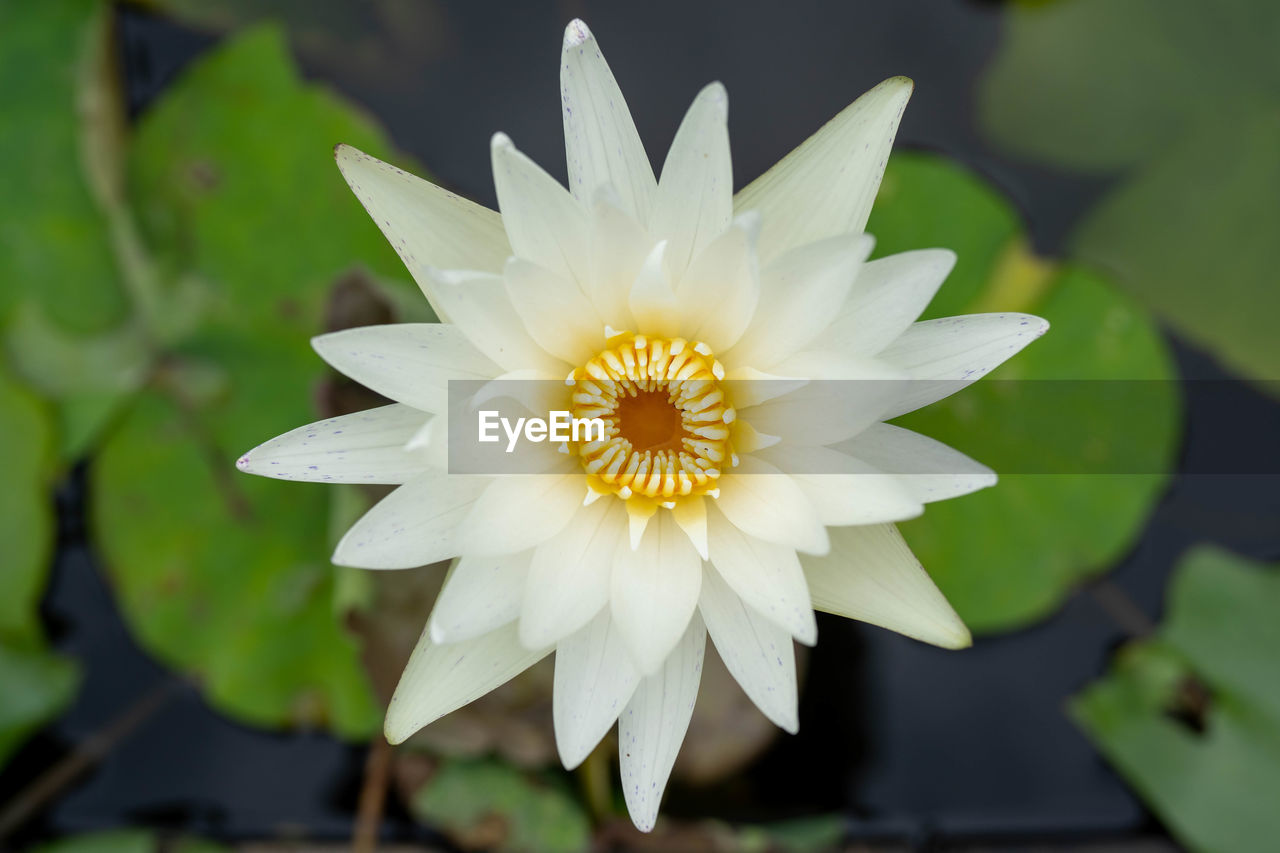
568,332,737,503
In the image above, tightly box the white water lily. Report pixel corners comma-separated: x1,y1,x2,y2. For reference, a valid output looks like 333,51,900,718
239,19,1046,831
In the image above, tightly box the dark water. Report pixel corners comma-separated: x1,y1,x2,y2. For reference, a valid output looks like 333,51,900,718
4,0,1278,847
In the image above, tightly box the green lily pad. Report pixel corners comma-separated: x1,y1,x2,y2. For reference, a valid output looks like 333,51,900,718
979,0,1280,387
869,153,1180,633
0,367,78,768
1072,547,1280,852
0,0,128,334
93,26,425,736
410,758,592,853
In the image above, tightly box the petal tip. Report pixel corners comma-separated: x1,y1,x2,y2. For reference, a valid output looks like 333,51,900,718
564,18,593,48
490,131,514,152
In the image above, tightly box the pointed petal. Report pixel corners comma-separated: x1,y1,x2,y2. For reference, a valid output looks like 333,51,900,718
385,622,550,744
836,423,997,503
333,473,490,569
334,145,511,315
734,77,912,264
455,473,586,556
877,313,1050,418
422,268,568,375
553,609,642,769
706,504,817,644
653,82,732,278
725,233,874,370
739,358,908,446
611,511,702,675
504,258,603,367
714,455,828,555
699,564,798,733
671,496,708,560
618,613,706,832
675,214,761,353
754,444,923,526
801,523,970,649
810,249,956,358
561,20,657,224
628,241,680,338
312,324,499,413
491,133,590,285
237,404,428,484
587,188,648,328
428,551,531,644
520,498,627,649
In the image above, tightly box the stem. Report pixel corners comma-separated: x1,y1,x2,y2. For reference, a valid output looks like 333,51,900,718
353,737,393,853
0,679,182,841
577,741,614,822
1089,578,1156,639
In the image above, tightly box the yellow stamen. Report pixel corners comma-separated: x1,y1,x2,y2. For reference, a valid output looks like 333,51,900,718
568,333,737,501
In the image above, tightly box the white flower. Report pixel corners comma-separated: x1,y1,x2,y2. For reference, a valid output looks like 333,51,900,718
238,19,1047,831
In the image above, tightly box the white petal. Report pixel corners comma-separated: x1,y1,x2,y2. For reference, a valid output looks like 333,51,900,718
385,622,550,745
653,82,732,279
801,523,970,649
587,188,648,328
754,444,923,526
334,146,511,315
428,552,531,644
520,498,627,649
491,133,590,285
422,268,568,375
725,233,874,370
237,404,428,483
809,249,956,358
561,20,657,224
715,455,828,555
504,259,603,367
671,496,709,560
610,511,702,675
835,423,996,503
628,241,680,338
312,324,499,413
734,77,912,264
699,564,798,733
706,504,817,644
739,359,908,446
455,473,586,556
618,613,706,832
675,214,761,354
553,609,642,769
877,313,1050,419
333,473,490,569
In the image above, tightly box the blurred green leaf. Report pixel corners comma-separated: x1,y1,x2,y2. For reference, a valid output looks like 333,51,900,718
870,153,1179,632
411,758,592,853
1072,547,1280,853
0,0,128,334
979,0,1280,387
0,366,79,767
93,26,426,736
33,830,154,853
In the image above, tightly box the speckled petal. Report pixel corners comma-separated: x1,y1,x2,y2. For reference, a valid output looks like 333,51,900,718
560,19,657,224
877,313,1050,418
237,404,429,484
618,613,706,832
312,324,500,413
385,622,550,745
